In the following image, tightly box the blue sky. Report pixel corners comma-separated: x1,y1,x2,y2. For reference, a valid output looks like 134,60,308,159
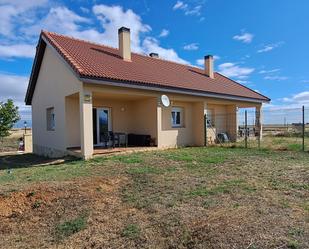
0,0,308,126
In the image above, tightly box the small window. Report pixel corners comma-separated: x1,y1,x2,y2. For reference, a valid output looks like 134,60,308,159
171,107,184,127
46,107,55,131
206,109,215,127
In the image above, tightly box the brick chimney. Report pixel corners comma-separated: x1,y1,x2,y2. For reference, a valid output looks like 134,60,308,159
204,55,214,78
118,27,131,61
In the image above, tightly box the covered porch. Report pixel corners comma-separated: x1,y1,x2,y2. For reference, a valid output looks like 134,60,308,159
65,88,159,159
64,85,262,159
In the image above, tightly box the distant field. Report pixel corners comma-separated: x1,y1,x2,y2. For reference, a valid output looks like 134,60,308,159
0,129,31,152
0,147,308,248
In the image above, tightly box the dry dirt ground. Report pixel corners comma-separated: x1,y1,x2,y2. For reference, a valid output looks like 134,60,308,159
0,147,308,249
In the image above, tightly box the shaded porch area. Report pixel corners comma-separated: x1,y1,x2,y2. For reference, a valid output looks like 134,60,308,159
65,89,159,159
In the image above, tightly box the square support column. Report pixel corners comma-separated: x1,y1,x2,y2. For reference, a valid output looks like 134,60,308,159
79,90,93,159
255,105,263,140
156,103,163,148
204,102,208,146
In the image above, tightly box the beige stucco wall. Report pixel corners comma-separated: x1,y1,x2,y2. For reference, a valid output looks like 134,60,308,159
157,101,197,148
65,94,80,147
31,45,82,157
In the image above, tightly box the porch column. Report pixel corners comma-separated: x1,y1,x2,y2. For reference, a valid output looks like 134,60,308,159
156,103,163,148
204,102,208,146
255,105,263,140
79,90,93,159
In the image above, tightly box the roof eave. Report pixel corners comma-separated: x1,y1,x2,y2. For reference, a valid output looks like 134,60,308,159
25,34,46,105
80,75,270,104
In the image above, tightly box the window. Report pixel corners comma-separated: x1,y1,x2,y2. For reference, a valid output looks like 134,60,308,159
46,107,55,131
206,109,215,127
171,107,183,127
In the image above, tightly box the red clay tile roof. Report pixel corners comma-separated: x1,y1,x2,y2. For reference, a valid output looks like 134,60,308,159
25,31,270,104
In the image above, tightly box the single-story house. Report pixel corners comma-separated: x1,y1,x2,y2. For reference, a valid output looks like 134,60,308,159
25,27,270,159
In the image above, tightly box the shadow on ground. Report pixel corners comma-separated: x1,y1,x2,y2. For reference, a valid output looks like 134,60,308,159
0,153,76,170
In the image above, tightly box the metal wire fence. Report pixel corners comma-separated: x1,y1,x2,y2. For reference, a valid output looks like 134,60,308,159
206,106,309,152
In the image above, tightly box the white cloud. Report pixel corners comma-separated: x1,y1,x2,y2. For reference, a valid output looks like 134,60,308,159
159,29,169,38
0,73,28,102
22,6,91,38
237,80,251,85
218,62,254,79
173,1,187,10
1,3,188,63
172,1,202,16
259,69,280,74
257,42,283,53
280,91,309,107
291,91,309,104
183,43,199,50
264,76,288,81
143,37,189,64
0,0,48,37
80,7,90,13
92,4,151,53
0,72,32,122
0,44,35,58
233,32,254,43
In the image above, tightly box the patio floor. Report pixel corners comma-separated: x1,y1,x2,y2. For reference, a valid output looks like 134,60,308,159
67,146,160,157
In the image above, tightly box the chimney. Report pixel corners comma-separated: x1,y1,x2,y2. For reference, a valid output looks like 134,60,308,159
118,27,131,61
149,52,159,58
204,55,214,78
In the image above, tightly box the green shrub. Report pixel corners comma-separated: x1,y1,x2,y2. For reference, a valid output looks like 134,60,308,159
122,224,140,239
56,215,87,239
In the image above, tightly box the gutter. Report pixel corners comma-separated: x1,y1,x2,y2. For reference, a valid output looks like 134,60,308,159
81,76,270,104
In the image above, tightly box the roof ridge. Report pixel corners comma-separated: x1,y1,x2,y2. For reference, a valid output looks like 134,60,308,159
42,30,203,70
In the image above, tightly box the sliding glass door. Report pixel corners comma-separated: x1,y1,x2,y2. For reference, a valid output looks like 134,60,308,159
93,108,111,146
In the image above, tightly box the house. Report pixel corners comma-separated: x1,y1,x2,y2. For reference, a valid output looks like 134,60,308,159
25,27,270,159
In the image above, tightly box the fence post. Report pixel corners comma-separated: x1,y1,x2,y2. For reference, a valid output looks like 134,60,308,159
302,105,305,152
204,113,207,147
245,110,248,148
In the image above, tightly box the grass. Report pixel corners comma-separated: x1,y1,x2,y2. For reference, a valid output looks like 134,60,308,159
55,214,88,239
234,136,309,152
122,224,141,239
187,179,256,197
0,147,308,248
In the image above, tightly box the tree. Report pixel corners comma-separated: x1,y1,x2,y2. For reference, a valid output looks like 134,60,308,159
0,99,20,139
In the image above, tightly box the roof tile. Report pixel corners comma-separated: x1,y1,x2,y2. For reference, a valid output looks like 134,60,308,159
42,31,269,101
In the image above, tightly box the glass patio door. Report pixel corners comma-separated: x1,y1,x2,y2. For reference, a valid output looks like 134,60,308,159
93,108,111,146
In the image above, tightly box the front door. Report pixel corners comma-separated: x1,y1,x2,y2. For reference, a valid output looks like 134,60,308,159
93,108,111,146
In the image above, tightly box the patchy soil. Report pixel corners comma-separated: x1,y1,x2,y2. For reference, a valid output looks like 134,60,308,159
0,147,308,248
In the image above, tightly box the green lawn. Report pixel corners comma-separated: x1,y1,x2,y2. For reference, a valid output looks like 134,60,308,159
0,147,308,248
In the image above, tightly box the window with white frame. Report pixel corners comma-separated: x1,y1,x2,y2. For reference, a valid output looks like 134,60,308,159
171,107,184,127
46,107,55,131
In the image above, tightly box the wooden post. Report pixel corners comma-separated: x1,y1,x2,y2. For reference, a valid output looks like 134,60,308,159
245,110,248,148
302,106,305,152
204,114,207,146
